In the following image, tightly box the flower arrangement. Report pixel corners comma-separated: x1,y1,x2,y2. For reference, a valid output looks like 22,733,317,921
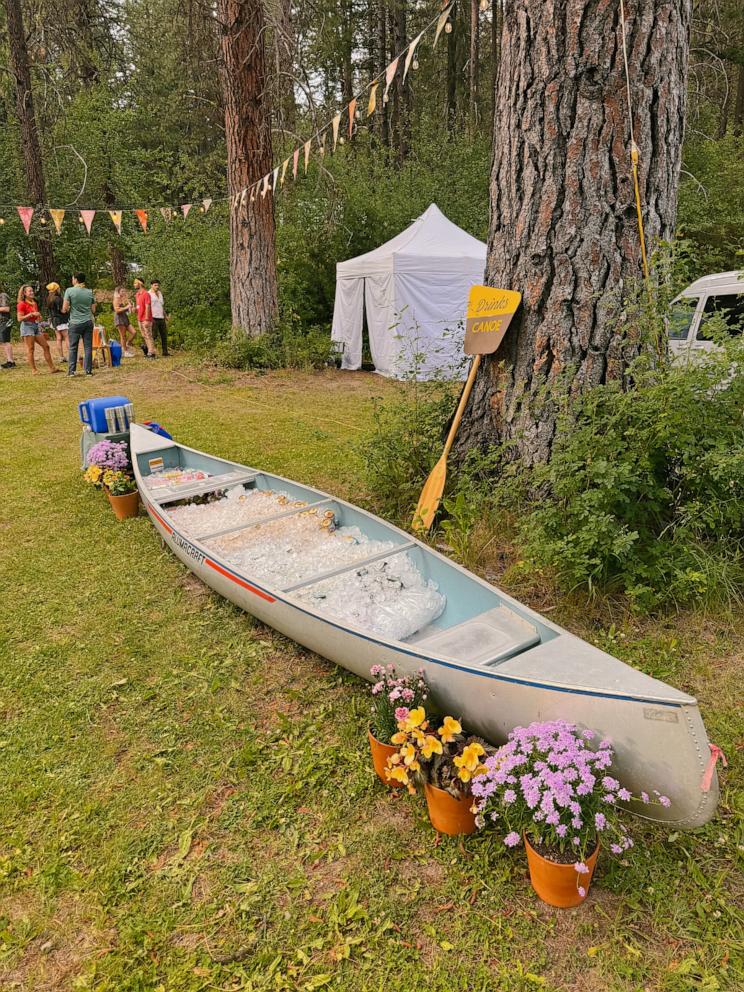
86,440,130,472
103,470,137,496
470,719,671,896
83,464,104,487
386,706,489,797
368,664,429,745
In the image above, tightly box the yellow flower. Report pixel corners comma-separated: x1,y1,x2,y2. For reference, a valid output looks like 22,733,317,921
438,716,462,743
454,743,486,782
401,743,418,767
391,731,408,746
401,707,426,731
411,727,427,746
386,765,409,786
83,465,103,486
421,735,443,759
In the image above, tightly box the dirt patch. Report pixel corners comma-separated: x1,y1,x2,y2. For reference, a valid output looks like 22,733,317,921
179,572,213,607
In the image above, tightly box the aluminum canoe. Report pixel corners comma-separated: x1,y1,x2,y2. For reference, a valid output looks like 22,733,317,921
130,424,719,828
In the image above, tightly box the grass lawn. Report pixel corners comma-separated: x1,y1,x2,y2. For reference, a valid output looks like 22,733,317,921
0,353,741,991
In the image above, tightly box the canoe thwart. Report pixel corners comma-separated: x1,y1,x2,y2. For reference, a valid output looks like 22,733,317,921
197,498,336,542
282,541,417,593
153,471,259,504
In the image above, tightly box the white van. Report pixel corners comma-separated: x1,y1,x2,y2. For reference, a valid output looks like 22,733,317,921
668,271,744,360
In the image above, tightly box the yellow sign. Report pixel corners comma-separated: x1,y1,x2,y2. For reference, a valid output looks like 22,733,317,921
464,286,522,355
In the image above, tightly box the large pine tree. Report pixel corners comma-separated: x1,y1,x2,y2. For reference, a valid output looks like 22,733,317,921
457,0,693,465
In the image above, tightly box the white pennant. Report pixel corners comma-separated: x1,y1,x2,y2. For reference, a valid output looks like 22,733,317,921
202,198,212,214
332,112,341,151
384,57,400,101
403,32,425,81
434,3,453,48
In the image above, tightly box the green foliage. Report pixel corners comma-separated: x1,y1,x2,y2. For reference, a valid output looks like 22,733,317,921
514,341,744,610
212,318,337,372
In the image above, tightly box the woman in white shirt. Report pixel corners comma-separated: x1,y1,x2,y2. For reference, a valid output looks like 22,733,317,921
149,279,169,356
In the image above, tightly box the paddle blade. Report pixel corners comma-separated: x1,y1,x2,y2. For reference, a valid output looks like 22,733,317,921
412,455,447,532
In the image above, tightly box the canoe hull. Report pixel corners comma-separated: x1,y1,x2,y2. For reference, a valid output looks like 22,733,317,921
143,498,718,829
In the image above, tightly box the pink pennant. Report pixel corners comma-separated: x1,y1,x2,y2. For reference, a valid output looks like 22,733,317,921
80,210,96,235
17,206,34,234
181,204,192,219
293,147,299,179
384,57,400,102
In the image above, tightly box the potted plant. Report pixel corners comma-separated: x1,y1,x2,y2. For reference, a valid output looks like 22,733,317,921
103,470,140,520
386,707,490,835
367,664,428,787
85,439,130,473
470,719,672,908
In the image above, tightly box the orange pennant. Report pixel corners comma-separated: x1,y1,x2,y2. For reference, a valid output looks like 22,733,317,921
135,210,148,232
348,98,357,138
49,209,65,234
367,81,379,116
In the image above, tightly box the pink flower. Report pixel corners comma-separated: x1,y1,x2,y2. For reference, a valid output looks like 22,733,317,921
504,831,521,848
371,681,383,695
394,707,410,722
370,665,384,677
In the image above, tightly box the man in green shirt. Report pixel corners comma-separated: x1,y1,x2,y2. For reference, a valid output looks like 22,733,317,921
63,272,96,376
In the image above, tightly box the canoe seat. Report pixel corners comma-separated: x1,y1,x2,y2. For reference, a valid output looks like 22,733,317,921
152,471,259,504
411,606,539,665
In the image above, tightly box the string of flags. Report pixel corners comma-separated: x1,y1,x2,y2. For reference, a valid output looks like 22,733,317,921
0,4,457,237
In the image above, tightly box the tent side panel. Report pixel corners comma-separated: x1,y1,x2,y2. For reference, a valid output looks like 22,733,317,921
364,275,397,377
331,277,365,370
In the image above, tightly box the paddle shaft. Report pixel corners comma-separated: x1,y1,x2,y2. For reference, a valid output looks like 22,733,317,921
442,354,481,460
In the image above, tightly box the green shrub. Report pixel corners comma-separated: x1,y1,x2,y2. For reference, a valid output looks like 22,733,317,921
515,340,744,610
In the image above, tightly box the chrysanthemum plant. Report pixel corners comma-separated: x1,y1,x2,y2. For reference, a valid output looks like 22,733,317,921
470,720,671,892
86,440,130,472
386,706,491,798
368,664,429,745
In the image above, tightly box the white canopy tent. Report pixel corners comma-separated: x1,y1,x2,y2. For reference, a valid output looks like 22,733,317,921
330,204,487,380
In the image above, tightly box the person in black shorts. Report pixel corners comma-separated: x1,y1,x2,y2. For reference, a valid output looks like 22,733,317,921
46,282,68,363
149,279,169,356
0,286,14,368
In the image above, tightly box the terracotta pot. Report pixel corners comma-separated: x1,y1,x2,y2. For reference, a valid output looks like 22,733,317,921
424,782,476,835
368,728,402,788
524,835,599,908
107,489,140,520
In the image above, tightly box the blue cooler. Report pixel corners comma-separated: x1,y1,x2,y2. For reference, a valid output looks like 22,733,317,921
79,395,131,432
109,340,123,367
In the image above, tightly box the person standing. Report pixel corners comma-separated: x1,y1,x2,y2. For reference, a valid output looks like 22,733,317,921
63,273,96,376
113,285,137,356
134,277,156,358
0,285,15,368
46,282,68,363
17,285,59,375
149,279,169,356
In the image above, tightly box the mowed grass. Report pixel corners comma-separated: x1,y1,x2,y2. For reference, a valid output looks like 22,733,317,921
0,353,741,992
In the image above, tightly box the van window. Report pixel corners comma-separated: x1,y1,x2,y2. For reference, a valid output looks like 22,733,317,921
668,297,698,340
697,293,744,341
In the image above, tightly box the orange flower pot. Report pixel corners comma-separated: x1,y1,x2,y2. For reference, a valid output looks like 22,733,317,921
424,782,476,836
368,728,402,788
107,490,140,520
524,835,599,908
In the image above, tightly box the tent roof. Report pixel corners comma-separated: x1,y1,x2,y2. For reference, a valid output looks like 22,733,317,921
336,204,486,277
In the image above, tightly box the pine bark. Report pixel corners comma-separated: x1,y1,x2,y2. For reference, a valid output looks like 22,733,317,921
217,0,278,337
4,0,55,288
469,0,479,127
456,0,692,466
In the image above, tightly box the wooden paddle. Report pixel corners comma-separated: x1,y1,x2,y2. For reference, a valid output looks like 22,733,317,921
412,286,522,532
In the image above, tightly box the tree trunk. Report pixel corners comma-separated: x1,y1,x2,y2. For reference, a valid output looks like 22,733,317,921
272,0,296,135
734,62,744,134
457,0,692,467
217,0,278,337
377,1,390,146
340,0,354,106
469,0,479,128
446,2,458,130
391,0,410,160
4,0,55,289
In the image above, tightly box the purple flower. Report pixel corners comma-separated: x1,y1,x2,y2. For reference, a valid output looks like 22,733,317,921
556,824,568,837
574,862,590,874
504,831,521,848
659,795,671,808
617,788,631,802
503,789,516,805
572,837,581,846
610,843,623,855
640,791,650,804
595,812,606,830
602,776,620,791
578,886,586,898
87,440,129,471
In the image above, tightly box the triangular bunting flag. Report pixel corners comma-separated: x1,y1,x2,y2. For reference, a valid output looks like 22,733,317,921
384,57,400,101
293,147,299,179
135,209,148,232
261,175,270,197
250,184,257,203
181,204,192,219
348,98,357,138
280,158,289,185
272,166,279,192
49,209,65,234
367,81,379,116
240,188,248,206
332,112,341,151
80,210,96,235
403,31,425,81
434,3,453,48
231,190,240,209
202,198,212,214
160,207,173,223
319,133,326,158
17,207,33,234
108,210,122,234
304,140,311,173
